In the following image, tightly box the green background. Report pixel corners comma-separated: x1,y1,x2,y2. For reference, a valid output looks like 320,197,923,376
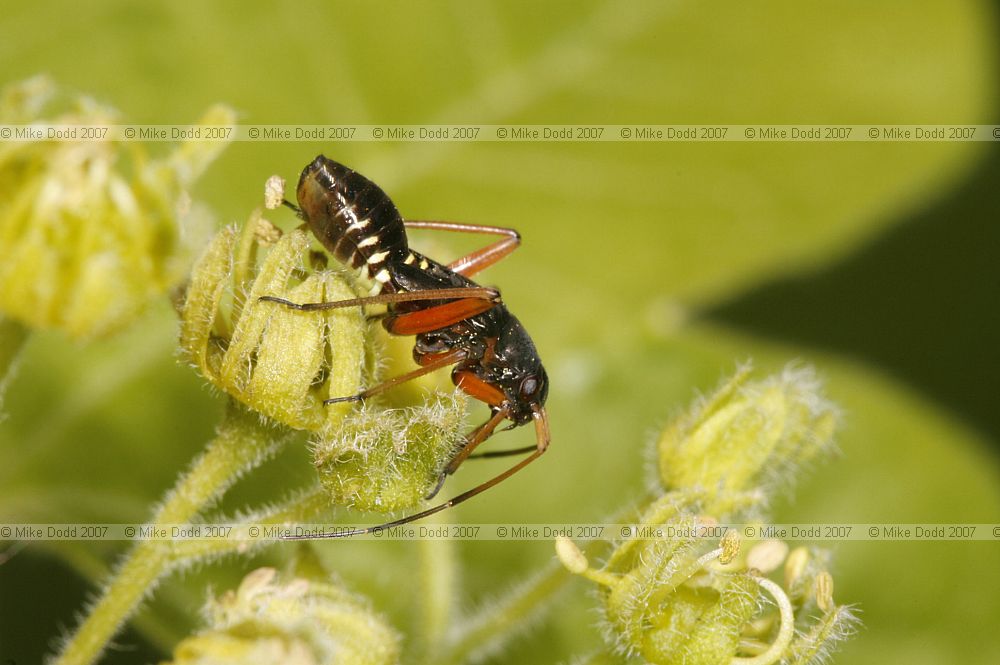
1,1,998,663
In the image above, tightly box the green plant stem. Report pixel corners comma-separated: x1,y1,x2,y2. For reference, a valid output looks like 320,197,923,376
170,487,331,562
444,488,720,663
444,560,570,665
442,498,651,664
53,401,294,665
415,513,456,664
0,315,29,411
53,487,332,658
49,542,181,655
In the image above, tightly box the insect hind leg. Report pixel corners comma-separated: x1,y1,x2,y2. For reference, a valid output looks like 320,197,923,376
258,286,499,312
404,220,521,278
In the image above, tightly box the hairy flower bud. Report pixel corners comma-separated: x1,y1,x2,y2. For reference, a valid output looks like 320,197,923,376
559,366,856,664
179,215,367,436
181,197,470,514
657,364,838,496
163,567,400,665
313,394,468,512
0,76,234,338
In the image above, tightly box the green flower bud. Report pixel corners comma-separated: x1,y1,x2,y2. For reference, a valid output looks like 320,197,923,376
181,195,470,514
0,76,234,338
657,365,838,497
639,586,719,660
560,520,758,662
179,215,367,436
163,567,400,665
785,604,861,665
653,572,759,664
313,394,468,512
558,366,856,664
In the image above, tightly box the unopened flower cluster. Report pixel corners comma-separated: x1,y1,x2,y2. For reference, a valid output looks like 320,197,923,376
557,366,859,664
179,197,469,513
163,567,400,665
0,76,234,337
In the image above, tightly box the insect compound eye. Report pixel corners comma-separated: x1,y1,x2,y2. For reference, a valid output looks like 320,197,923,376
520,376,539,398
416,335,448,354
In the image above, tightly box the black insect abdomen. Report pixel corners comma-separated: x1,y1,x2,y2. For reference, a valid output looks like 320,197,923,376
296,155,408,289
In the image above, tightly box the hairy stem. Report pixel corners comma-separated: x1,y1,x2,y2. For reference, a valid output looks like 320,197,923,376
169,487,332,562
444,560,570,665
53,402,293,665
415,513,457,664
443,499,645,664
0,315,29,413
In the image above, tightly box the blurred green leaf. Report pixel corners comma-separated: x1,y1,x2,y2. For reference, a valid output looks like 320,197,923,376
0,1,996,663
1,1,992,308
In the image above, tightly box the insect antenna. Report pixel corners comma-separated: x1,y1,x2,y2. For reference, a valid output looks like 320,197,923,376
281,198,305,219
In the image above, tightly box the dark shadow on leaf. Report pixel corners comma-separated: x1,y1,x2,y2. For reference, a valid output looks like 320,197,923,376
705,143,1000,449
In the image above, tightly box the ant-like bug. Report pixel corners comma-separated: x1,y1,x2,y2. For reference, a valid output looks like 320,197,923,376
262,155,550,538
